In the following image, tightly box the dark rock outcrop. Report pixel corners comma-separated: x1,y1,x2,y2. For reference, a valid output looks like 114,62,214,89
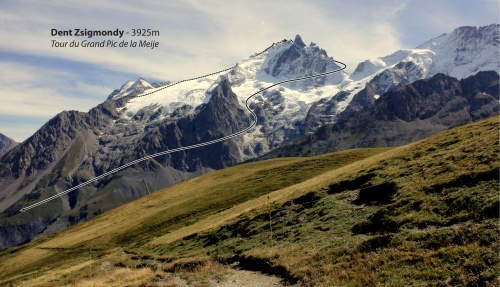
264,71,500,157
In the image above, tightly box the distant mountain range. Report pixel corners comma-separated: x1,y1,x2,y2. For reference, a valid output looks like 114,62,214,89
0,24,498,250
0,133,16,158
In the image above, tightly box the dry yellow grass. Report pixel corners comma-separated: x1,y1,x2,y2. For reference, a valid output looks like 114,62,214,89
29,265,162,287
19,260,96,287
1,116,498,286
35,158,307,249
0,248,54,282
150,148,396,246
71,267,159,287
148,116,499,286
0,147,388,285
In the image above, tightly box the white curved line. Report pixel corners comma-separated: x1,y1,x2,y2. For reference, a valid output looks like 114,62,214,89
20,60,346,212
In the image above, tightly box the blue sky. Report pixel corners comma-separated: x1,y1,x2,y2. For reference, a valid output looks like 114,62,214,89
0,0,498,142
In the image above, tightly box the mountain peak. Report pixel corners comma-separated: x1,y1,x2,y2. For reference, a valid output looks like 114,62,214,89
0,133,17,158
416,24,499,49
107,78,154,100
131,77,153,89
414,24,499,79
260,34,344,85
349,24,499,84
294,34,306,47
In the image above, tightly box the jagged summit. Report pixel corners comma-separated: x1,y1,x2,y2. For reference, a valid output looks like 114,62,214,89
415,24,499,79
107,77,155,100
259,35,344,85
417,24,499,50
293,34,306,47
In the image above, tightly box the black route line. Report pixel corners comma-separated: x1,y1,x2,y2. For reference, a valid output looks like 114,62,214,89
123,40,291,99
19,46,346,212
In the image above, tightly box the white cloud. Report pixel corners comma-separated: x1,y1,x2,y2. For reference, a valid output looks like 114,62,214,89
0,62,107,117
0,0,405,80
182,0,406,71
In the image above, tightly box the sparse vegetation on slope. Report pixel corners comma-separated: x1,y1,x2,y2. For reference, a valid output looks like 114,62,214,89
0,147,389,286
0,116,498,286
142,117,499,286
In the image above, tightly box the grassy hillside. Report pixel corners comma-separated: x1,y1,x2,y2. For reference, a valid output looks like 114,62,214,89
0,116,498,286
0,147,389,285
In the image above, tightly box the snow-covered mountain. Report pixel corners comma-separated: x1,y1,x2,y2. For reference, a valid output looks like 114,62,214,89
0,24,498,250
102,35,347,157
303,24,499,131
351,24,498,82
107,25,499,147
416,25,499,79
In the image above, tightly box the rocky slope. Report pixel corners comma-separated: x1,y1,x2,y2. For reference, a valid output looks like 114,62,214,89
0,78,249,250
264,71,499,157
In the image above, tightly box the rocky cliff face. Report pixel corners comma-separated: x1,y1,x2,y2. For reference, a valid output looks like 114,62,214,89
130,77,251,172
264,71,499,158
0,78,249,250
